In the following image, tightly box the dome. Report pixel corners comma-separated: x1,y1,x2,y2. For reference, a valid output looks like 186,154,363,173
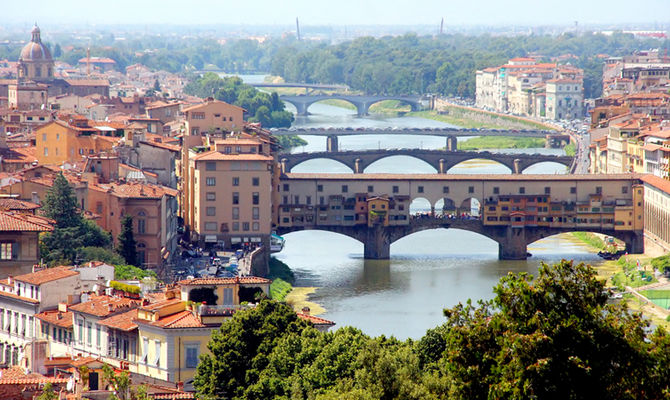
19,24,52,62
19,42,52,62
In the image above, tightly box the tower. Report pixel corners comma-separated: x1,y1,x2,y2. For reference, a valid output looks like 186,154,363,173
17,24,54,83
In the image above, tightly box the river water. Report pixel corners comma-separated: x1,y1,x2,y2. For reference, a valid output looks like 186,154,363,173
275,99,601,339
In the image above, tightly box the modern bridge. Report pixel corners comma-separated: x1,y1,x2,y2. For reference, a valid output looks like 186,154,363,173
275,173,645,260
249,82,350,91
270,127,571,150
278,149,574,174
279,95,426,116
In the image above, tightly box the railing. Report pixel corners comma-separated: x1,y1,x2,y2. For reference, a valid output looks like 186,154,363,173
197,304,253,316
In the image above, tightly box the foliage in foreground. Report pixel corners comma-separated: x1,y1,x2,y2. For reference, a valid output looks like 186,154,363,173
195,260,670,400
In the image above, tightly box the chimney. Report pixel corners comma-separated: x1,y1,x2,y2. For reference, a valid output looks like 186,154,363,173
301,306,310,315
107,303,113,313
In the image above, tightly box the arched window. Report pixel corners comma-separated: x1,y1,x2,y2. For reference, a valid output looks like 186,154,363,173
137,210,147,234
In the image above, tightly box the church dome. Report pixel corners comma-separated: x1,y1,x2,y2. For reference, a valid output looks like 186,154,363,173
19,24,52,62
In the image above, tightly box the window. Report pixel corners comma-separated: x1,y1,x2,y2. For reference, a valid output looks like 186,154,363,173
367,185,374,192
205,161,216,171
206,207,216,216
252,177,260,186
544,187,551,195
243,222,250,231
232,207,239,220
493,187,499,194
206,192,216,201
232,192,239,205
78,320,84,343
570,187,576,194
42,133,46,141
342,185,348,193
153,340,161,366
0,243,13,260
96,326,101,349
252,222,260,231
294,195,300,204
253,192,260,205
223,288,233,305
206,177,216,186
186,345,199,368
232,177,239,186
596,186,602,195
44,147,48,156
443,186,449,194
283,184,289,191
622,186,628,194
87,322,92,345
317,185,323,192
141,337,149,363
306,196,311,205
253,207,259,220
468,186,474,194
519,187,525,194
232,222,239,231
418,186,424,193
137,219,146,234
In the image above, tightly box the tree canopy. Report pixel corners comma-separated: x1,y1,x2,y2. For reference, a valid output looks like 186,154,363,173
195,260,670,399
116,215,138,266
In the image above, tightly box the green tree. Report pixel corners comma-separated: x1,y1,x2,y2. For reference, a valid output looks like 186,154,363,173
41,172,82,229
102,364,149,400
36,382,58,400
116,215,138,266
194,300,310,399
153,79,161,92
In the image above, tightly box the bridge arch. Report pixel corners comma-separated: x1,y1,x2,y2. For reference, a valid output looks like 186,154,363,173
434,198,457,215
521,160,571,174
287,157,354,173
410,197,433,214
364,98,422,115
363,155,437,174
459,197,482,216
390,227,499,254
446,157,514,174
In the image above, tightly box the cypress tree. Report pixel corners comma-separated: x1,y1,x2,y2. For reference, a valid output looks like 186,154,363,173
41,172,83,229
116,215,138,266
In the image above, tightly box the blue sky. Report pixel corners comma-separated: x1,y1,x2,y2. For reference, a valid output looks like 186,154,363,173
4,0,669,26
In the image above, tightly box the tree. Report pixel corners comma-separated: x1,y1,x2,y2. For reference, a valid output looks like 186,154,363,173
116,215,137,266
36,382,58,400
102,364,149,400
53,43,62,58
153,79,161,92
194,300,310,399
41,173,82,229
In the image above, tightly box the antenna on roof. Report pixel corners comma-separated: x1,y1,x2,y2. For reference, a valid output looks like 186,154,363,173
296,17,301,41
440,18,444,35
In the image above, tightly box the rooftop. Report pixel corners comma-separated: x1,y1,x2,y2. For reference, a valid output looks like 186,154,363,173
14,266,76,285
0,198,40,211
193,151,273,162
35,309,74,329
177,276,271,286
136,310,206,329
69,295,141,317
97,309,139,331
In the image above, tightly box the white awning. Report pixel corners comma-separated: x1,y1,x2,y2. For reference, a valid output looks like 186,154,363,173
204,235,218,243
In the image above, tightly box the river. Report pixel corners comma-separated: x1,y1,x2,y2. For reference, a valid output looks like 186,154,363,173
269,101,603,339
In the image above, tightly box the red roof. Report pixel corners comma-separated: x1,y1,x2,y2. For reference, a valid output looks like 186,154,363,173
136,310,205,329
97,309,139,331
69,295,141,317
192,151,273,162
0,366,69,385
0,198,40,211
35,310,74,328
642,174,670,193
14,266,77,285
297,312,335,326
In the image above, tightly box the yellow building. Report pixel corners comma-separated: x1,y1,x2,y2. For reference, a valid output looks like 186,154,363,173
35,118,121,165
367,196,390,227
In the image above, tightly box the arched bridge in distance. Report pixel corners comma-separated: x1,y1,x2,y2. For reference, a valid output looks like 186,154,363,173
274,173,646,260
278,149,574,174
279,95,425,116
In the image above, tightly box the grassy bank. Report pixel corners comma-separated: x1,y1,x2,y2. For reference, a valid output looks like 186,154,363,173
571,232,608,251
458,136,546,150
285,287,326,315
270,278,293,301
275,135,307,151
564,143,576,156
410,106,554,131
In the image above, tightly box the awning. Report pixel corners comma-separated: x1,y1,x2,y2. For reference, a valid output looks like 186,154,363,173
250,237,261,243
230,237,242,244
204,235,218,243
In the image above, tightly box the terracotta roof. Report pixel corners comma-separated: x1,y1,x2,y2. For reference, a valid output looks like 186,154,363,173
97,309,139,331
141,139,180,152
0,198,40,211
64,79,110,87
14,266,76,285
0,290,39,304
177,276,271,285
90,181,177,199
193,151,273,162
70,357,101,368
642,174,670,193
0,366,69,385
69,295,141,317
297,312,335,326
0,147,38,164
139,298,182,312
182,100,245,113
35,310,74,328
136,310,205,329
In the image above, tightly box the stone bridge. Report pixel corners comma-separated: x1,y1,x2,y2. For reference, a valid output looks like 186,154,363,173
276,216,644,260
275,173,646,260
280,95,425,116
279,149,574,174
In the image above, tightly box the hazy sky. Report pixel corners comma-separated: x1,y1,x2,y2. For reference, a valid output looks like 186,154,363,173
3,0,669,27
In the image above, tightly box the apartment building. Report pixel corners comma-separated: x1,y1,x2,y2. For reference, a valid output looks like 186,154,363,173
186,136,273,249
0,267,80,370
475,58,584,120
0,211,54,278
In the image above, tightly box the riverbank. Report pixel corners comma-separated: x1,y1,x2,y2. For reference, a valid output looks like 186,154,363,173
458,136,546,150
284,287,326,315
410,106,553,131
